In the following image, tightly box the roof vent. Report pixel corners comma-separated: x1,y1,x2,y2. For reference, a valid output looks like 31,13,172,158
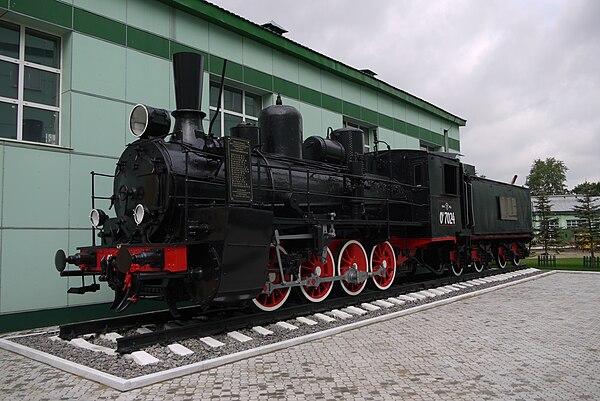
261,20,288,35
360,69,377,77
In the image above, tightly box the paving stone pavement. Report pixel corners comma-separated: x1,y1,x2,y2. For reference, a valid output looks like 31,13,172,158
1,272,599,400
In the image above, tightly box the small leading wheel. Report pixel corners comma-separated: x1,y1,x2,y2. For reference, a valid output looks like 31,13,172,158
370,241,397,290
299,248,335,303
472,259,484,273
496,249,507,269
252,246,291,311
451,262,463,276
338,240,369,296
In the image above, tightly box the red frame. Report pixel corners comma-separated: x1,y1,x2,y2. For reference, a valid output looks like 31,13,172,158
78,245,188,273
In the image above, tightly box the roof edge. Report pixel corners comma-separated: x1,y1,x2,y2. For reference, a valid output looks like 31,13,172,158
158,0,467,126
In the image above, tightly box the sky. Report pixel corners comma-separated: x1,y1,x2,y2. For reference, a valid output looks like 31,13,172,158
207,0,600,189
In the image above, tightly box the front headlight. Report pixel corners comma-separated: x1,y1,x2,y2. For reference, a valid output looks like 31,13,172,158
133,204,149,225
129,104,171,138
90,209,108,228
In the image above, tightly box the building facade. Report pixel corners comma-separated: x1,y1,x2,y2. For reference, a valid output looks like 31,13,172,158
532,195,600,243
0,0,465,330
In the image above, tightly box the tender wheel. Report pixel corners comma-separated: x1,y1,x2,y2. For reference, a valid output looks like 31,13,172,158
337,240,368,296
496,249,507,269
370,241,397,290
299,248,335,303
472,259,484,273
451,262,463,276
511,256,521,266
252,246,291,311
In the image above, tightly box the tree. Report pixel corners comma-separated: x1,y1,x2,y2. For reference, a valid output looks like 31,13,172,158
525,158,568,196
573,194,600,258
572,181,600,196
533,193,563,254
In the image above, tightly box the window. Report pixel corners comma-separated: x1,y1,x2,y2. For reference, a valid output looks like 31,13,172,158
413,164,423,186
443,164,458,195
566,219,584,229
0,21,60,145
209,82,261,136
420,141,441,152
343,120,374,152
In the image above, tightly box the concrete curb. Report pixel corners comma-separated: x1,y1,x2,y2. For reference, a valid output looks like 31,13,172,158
0,269,556,392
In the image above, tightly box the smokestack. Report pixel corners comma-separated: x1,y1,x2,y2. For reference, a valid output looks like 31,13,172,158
170,52,206,146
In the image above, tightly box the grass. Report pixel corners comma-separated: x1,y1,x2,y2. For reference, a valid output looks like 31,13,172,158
523,256,600,271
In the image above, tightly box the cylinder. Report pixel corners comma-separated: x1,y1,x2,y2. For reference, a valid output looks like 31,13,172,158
258,97,303,158
303,136,345,164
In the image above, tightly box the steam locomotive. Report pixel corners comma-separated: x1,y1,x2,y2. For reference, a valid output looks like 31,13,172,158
54,52,533,315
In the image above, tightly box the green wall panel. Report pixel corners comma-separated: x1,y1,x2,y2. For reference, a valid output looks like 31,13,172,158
343,101,361,119
2,147,69,228
74,8,126,45
322,94,342,114
419,128,432,143
320,70,342,98
127,26,170,59
298,60,321,92
226,61,243,82
170,41,205,58
431,133,443,146
209,55,243,81
361,88,378,108
173,9,209,52
69,93,126,157
321,108,342,133
0,229,69,313
243,38,273,74
73,0,126,23
377,94,393,117
209,24,243,64
449,138,460,151
273,50,299,83
274,77,299,99
362,108,378,125
127,0,171,38
243,66,272,91
9,0,72,28
299,102,322,139
126,49,171,107
406,123,419,138
394,119,407,134
299,86,321,108
0,0,8,8
379,113,394,131
406,135,419,149
71,33,126,100
341,80,361,104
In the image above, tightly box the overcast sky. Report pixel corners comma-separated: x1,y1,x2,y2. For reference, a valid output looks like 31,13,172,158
209,0,600,189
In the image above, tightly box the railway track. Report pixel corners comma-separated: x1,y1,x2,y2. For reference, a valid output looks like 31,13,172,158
59,265,529,354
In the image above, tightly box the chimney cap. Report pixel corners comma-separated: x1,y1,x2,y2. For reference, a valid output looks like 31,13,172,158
261,20,288,35
360,69,377,77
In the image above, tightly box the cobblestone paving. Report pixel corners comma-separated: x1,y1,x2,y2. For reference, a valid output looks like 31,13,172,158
1,272,599,400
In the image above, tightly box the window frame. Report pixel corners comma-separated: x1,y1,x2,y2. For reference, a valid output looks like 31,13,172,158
209,82,260,137
0,22,61,146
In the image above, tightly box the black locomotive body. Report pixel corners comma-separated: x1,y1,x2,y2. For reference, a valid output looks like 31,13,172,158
55,52,532,314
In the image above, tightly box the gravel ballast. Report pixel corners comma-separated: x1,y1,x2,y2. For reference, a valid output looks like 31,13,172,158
6,269,545,380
